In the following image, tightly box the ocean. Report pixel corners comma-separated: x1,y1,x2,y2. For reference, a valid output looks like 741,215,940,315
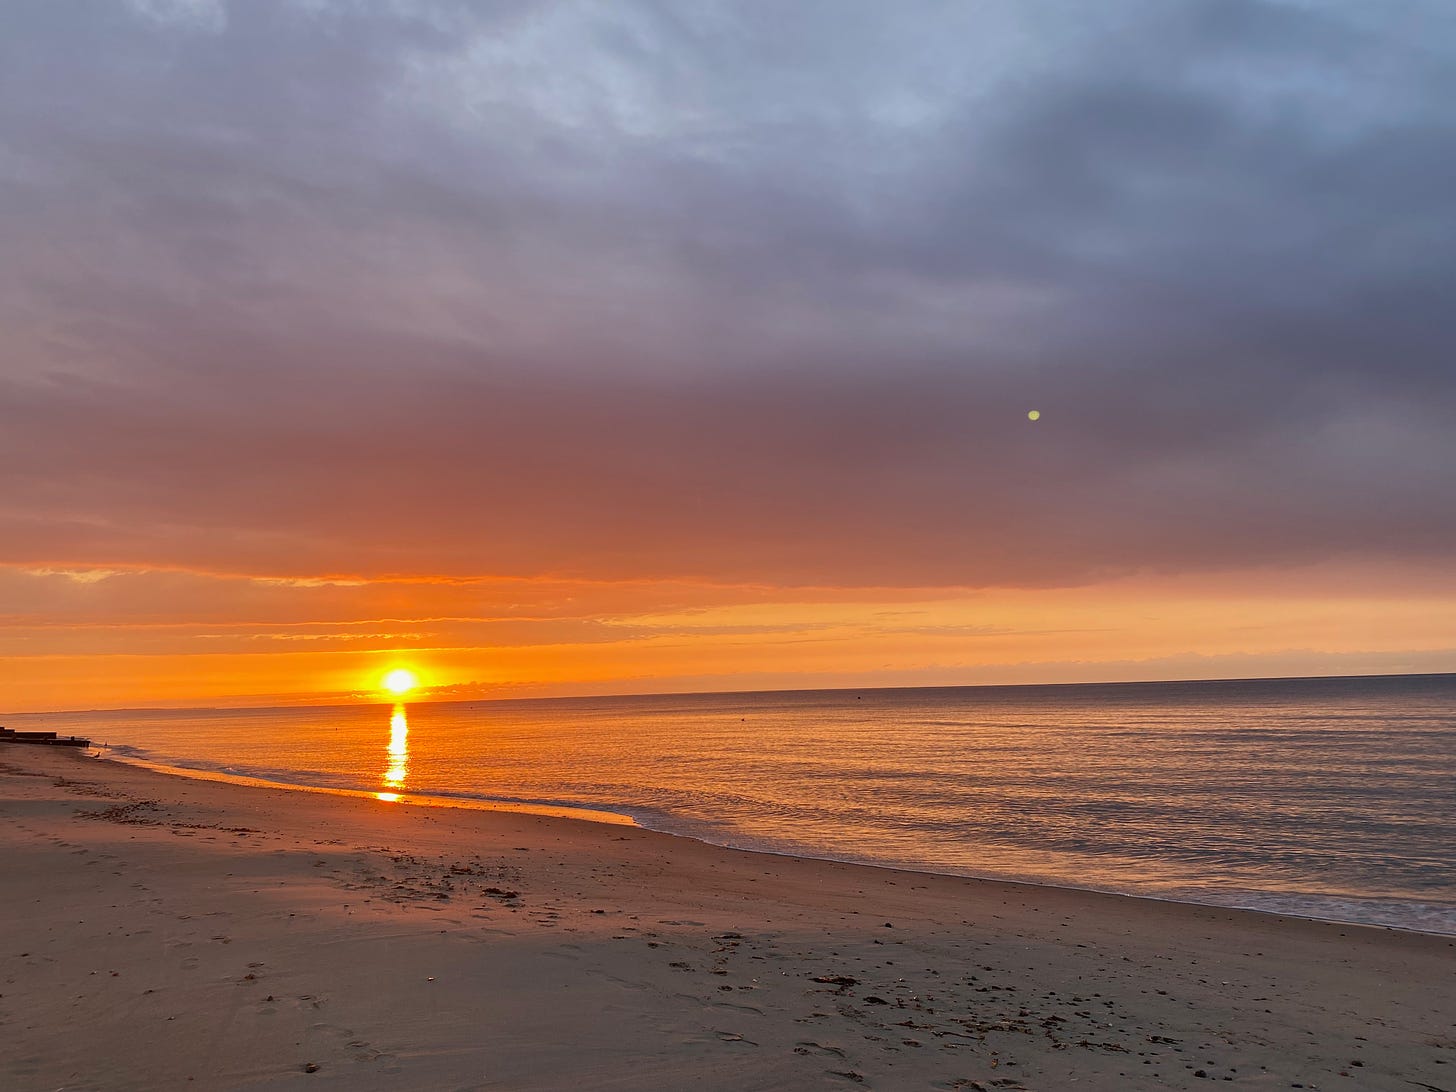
11,673,1455,934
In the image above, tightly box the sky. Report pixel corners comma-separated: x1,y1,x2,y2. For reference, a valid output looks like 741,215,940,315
3,0,1454,711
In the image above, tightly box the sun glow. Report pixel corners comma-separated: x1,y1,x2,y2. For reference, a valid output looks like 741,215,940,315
381,668,419,696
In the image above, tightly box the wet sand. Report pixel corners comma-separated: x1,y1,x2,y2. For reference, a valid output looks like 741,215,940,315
1,746,1452,1090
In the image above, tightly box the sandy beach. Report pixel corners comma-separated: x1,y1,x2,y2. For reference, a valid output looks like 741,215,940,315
1,747,1451,1091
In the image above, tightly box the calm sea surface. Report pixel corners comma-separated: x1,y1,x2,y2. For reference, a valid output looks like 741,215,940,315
12,674,1455,934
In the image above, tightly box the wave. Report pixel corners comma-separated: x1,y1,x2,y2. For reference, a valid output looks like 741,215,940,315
99,743,1456,937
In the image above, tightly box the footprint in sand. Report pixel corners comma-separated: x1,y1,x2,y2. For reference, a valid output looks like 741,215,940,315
368,1051,402,1074
795,1041,847,1058
299,1022,382,1066
714,1031,758,1046
345,1038,387,1063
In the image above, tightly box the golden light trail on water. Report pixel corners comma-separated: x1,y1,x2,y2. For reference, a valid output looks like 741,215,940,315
378,703,409,802
384,705,408,786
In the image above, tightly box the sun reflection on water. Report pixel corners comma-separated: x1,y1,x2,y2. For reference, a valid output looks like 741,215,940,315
378,703,408,800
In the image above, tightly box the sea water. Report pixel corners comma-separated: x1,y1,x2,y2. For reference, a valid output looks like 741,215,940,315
12,674,1455,934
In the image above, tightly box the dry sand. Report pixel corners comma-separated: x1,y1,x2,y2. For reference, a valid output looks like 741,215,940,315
1,746,1452,1091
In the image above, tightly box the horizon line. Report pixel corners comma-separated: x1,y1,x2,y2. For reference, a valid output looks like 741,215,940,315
7,668,1453,719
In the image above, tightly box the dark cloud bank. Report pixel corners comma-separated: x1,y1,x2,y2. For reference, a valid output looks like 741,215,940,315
2,0,1452,586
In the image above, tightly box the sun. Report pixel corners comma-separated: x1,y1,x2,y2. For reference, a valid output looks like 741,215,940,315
381,668,419,697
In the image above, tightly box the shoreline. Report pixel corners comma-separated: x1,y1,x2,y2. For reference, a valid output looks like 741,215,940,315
3,744,1453,1090
103,746,1455,941
102,747,640,827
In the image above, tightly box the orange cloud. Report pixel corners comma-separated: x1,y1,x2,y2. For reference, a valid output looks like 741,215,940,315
3,561,1453,711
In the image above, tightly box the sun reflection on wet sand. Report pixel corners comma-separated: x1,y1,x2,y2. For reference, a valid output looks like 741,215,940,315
377,703,408,801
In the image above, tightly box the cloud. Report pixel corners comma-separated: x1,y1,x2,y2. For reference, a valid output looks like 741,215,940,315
1,0,1453,590
124,0,227,33
22,568,121,585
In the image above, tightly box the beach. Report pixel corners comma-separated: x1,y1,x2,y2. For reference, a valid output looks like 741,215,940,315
2,747,1451,1091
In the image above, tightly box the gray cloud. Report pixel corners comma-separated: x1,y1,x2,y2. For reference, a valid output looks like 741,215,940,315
2,0,1452,586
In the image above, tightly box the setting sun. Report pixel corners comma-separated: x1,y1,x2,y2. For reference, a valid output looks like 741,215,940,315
381,668,419,696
